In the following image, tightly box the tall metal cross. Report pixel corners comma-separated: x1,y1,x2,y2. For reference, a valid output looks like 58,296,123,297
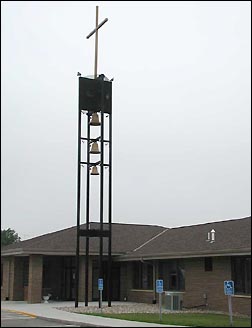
86,6,108,78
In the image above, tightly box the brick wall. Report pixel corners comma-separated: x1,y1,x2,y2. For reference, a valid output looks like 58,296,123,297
11,257,24,300
127,289,154,303
122,257,251,316
27,255,43,303
1,256,26,301
183,257,251,316
183,257,229,309
232,296,251,316
78,256,93,302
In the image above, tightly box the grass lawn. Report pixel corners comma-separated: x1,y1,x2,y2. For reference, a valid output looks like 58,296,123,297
84,312,251,327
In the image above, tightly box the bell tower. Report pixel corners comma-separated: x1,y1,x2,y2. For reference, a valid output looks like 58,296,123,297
75,6,112,308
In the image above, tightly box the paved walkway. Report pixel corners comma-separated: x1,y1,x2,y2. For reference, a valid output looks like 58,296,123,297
1,301,186,327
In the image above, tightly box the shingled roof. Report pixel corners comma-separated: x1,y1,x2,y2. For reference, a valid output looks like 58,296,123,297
117,216,251,260
2,217,250,259
1,222,166,256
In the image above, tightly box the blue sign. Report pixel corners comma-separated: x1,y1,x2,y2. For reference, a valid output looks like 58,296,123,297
224,280,234,295
98,278,103,291
156,279,164,293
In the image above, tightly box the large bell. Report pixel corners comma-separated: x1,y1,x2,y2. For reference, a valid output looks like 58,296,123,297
90,141,100,154
90,165,99,175
90,112,101,126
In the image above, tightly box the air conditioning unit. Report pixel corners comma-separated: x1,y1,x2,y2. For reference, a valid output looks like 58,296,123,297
163,291,184,311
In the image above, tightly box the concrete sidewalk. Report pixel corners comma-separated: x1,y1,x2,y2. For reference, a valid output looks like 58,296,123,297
1,301,186,327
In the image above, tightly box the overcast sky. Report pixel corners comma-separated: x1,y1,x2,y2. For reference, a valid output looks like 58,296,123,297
1,1,251,240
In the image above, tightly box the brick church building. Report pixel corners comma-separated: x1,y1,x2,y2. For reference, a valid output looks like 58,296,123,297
1,216,251,316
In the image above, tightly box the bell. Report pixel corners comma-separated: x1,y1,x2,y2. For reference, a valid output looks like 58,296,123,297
90,165,99,175
90,112,101,126
90,141,100,154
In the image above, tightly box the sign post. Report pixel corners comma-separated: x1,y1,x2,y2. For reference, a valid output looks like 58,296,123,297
156,279,164,322
224,280,234,327
98,278,103,312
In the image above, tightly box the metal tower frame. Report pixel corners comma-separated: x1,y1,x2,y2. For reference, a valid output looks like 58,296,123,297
75,75,112,308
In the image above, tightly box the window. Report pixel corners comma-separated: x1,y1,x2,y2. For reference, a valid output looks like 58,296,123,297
232,256,251,295
204,257,213,271
133,262,153,290
158,260,185,291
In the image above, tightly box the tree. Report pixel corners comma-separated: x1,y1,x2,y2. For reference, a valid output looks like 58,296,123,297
1,228,21,246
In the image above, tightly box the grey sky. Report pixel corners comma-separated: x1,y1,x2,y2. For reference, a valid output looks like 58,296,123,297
1,1,251,240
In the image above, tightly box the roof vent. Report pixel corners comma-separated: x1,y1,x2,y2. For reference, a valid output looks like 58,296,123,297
206,229,215,243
